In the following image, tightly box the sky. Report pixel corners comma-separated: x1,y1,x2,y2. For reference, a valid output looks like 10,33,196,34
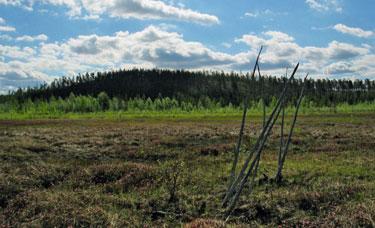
0,0,374,93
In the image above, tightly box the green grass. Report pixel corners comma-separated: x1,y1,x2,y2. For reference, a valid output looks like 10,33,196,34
1,93,374,121
0,101,374,121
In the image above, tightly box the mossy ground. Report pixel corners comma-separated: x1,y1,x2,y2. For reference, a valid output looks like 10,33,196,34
0,113,374,227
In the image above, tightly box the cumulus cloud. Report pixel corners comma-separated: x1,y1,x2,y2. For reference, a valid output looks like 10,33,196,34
102,0,219,25
327,41,368,59
0,0,21,7
0,17,16,32
0,26,374,93
333,24,374,38
16,34,48,42
65,25,234,68
235,30,372,77
0,61,52,93
235,31,301,70
305,0,342,13
0,25,15,32
325,61,356,75
236,31,295,48
0,0,219,25
0,0,32,10
0,26,234,93
0,34,12,41
0,69,48,93
244,9,288,19
0,45,36,59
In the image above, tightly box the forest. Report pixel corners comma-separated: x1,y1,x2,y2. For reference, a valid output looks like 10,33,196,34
1,68,374,108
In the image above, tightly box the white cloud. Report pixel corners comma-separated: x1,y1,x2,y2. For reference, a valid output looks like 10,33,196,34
235,30,372,78
264,31,295,43
0,45,36,59
244,12,258,18
0,0,20,7
244,9,288,19
64,25,234,68
0,68,50,93
0,34,12,41
325,61,356,75
333,24,374,38
100,0,219,25
326,41,368,60
16,34,48,42
0,0,220,25
305,0,342,13
0,25,16,32
0,25,234,93
0,60,53,94
221,42,231,48
324,55,375,78
236,31,295,47
0,0,32,10
0,17,16,32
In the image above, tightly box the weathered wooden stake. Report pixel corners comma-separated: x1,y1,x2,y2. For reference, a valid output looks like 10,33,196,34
258,64,266,129
227,46,263,191
275,74,309,183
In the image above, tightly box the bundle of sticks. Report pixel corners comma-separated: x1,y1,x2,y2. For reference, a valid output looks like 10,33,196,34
223,46,309,221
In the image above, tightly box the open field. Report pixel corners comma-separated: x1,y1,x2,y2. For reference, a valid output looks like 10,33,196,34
1,113,374,227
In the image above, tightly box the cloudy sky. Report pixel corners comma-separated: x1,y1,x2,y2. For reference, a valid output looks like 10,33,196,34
0,0,374,93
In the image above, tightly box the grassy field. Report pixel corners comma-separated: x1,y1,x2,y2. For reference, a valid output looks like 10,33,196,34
0,112,374,227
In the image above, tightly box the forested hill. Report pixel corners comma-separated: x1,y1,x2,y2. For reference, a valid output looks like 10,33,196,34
3,69,375,106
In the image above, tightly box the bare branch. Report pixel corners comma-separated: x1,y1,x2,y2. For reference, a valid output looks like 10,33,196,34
227,46,263,191
275,74,309,183
258,64,266,129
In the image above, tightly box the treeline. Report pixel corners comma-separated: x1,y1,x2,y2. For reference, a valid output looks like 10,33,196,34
1,92,374,116
1,68,375,106
0,92,238,114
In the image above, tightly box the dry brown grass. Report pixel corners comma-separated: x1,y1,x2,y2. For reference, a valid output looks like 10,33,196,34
0,114,374,227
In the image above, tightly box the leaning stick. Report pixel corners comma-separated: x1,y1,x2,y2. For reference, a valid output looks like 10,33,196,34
275,74,309,183
278,68,288,167
249,151,260,192
258,64,266,129
278,105,285,167
227,46,263,191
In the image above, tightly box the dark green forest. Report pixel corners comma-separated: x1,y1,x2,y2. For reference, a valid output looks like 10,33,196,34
1,69,374,106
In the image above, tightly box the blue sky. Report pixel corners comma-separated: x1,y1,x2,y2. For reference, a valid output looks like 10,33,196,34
0,0,374,93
